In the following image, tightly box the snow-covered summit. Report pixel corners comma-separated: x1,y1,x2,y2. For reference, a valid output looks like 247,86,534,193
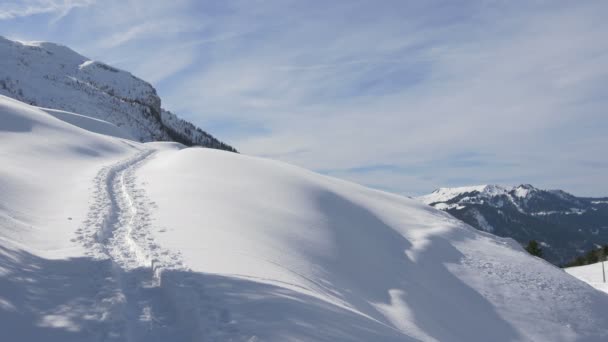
0,36,236,151
418,184,536,205
420,183,545,205
512,183,537,198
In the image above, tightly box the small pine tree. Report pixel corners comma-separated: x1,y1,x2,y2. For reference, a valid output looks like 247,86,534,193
564,245,608,267
525,240,543,258
573,256,586,266
585,250,599,264
599,245,608,263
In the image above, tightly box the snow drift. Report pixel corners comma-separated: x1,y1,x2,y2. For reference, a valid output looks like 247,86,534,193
1,95,608,341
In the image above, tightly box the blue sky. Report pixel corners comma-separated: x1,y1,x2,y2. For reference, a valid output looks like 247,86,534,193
2,0,607,196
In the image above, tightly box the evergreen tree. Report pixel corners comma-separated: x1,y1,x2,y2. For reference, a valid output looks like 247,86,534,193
585,249,599,264
525,240,543,258
599,246,608,262
563,245,608,267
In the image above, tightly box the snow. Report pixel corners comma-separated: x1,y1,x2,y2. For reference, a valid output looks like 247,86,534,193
469,208,494,233
565,262,608,294
40,107,134,140
0,95,137,257
418,185,494,204
419,184,545,206
136,149,608,341
432,203,465,210
513,186,531,198
531,208,587,216
418,184,546,215
2,95,608,341
78,60,95,70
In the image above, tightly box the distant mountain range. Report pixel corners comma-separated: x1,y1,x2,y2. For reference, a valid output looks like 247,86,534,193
0,36,236,152
418,184,608,265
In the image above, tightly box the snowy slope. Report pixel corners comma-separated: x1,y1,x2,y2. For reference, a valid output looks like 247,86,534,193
0,36,236,151
566,262,608,294
2,96,608,341
136,150,608,341
0,95,148,340
0,95,138,257
41,107,134,140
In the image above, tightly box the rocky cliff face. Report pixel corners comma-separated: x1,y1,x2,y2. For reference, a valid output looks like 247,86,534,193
0,36,236,152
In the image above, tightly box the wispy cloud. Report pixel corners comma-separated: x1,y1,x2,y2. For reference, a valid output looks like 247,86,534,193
97,19,206,49
0,0,93,20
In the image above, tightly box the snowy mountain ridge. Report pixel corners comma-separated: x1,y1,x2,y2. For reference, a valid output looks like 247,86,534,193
0,36,236,152
418,184,608,264
419,184,541,206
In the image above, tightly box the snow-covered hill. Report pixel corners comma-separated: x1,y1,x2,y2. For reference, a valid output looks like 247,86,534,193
566,262,608,294
419,184,608,265
0,36,236,152
2,95,608,341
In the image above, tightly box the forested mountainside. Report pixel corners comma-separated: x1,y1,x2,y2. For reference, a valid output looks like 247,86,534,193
419,184,608,265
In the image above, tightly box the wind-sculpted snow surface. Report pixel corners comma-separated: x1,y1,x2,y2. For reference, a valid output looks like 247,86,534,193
2,96,608,341
137,149,608,341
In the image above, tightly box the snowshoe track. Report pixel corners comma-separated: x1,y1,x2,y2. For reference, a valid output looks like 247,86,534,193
75,149,242,341
76,148,181,270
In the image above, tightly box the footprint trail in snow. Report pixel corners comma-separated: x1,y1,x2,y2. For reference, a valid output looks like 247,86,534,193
76,149,241,341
